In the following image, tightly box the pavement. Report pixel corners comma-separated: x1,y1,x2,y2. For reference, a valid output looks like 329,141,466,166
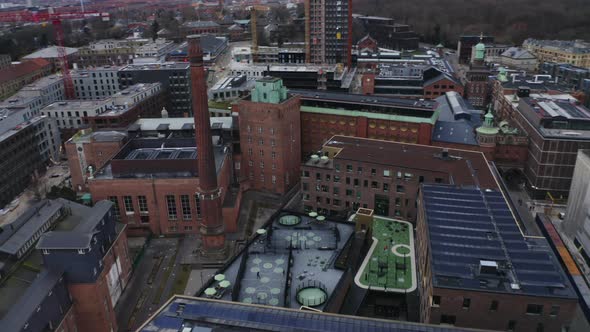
184,269,217,296
115,238,180,332
504,184,543,236
0,162,70,225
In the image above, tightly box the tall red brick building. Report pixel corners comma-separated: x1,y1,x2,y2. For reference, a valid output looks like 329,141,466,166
465,38,491,109
292,90,437,155
237,77,301,194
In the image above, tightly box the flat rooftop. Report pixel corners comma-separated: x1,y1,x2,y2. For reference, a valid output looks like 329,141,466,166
70,66,121,78
67,130,127,144
310,136,498,189
20,74,63,89
94,138,228,179
421,185,577,299
198,211,354,311
43,99,111,111
522,96,590,120
138,295,478,332
129,117,233,132
120,62,190,71
504,94,590,139
292,89,436,110
354,216,416,292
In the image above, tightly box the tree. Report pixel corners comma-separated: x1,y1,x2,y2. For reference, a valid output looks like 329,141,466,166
151,20,160,42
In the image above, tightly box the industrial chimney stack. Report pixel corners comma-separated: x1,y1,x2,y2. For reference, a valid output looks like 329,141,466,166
188,35,226,256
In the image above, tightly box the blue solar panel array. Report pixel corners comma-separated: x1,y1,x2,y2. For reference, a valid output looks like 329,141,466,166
141,297,479,332
422,185,576,298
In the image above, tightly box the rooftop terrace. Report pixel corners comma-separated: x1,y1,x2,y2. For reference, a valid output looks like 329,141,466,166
198,211,354,310
354,216,416,292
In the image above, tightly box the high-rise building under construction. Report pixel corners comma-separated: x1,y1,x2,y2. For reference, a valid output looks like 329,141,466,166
305,0,352,67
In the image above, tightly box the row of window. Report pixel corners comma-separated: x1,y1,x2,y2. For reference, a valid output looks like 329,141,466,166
109,195,202,222
246,136,277,146
248,148,277,159
433,295,560,316
246,125,276,135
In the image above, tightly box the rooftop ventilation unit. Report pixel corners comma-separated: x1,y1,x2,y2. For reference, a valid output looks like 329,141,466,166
479,260,498,275
310,154,320,164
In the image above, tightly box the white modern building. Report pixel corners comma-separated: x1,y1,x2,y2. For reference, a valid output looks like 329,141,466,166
41,99,113,130
71,66,121,100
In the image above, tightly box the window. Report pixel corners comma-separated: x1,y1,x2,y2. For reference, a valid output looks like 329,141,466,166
258,138,264,145
194,195,202,218
260,161,264,169
507,320,516,331
346,177,351,185
180,195,191,220
383,183,389,192
396,185,405,193
371,181,379,189
271,139,276,147
138,196,148,213
166,195,177,220
272,175,276,184
184,225,193,231
354,179,359,186
248,148,252,156
383,169,390,177
123,196,134,213
335,164,340,172
526,304,543,315
333,187,340,195
490,300,498,312
440,315,456,325
108,196,120,220
432,295,441,307
259,149,264,157
272,151,276,159
346,189,353,196
462,298,471,309
346,164,353,173
303,170,310,177
550,305,560,317
371,168,376,176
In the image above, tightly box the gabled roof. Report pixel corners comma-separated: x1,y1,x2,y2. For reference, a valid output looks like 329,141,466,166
357,34,377,46
501,47,536,60
22,46,78,59
0,58,51,85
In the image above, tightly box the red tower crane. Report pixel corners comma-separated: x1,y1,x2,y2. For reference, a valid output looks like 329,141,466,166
0,9,110,99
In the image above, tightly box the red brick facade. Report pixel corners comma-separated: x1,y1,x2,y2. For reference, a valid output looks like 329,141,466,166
357,35,378,53
423,77,464,99
88,152,239,236
68,228,131,332
300,111,432,155
66,132,128,192
361,74,375,95
237,96,301,194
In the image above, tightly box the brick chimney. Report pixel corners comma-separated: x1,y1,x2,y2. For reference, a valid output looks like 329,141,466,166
189,35,226,255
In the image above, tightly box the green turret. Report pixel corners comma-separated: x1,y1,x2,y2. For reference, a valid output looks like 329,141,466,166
474,33,486,61
251,77,288,104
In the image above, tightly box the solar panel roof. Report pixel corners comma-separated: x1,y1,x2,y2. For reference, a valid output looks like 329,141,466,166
421,184,576,299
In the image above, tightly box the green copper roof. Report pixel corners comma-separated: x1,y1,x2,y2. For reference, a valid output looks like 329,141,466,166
300,106,439,125
251,77,288,104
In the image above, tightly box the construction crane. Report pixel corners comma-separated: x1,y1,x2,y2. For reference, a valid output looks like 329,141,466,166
0,9,110,99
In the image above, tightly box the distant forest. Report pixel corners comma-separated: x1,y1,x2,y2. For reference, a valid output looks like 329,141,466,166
353,0,590,46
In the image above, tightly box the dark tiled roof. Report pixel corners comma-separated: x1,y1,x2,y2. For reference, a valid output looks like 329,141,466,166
0,58,50,85
325,136,498,189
